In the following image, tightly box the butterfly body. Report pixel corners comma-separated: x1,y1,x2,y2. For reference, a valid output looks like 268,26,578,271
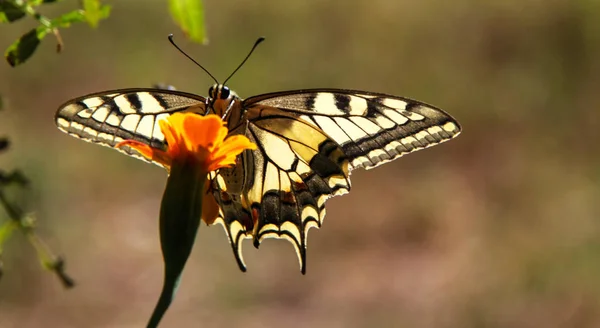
56,83,461,274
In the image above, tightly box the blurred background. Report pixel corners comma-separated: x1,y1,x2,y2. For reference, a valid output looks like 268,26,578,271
1,0,600,327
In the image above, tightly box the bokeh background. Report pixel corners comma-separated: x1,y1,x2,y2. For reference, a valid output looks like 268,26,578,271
1,0,600,327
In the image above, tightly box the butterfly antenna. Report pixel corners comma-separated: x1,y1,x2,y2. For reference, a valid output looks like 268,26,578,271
223,37,265,85
168,34,219,84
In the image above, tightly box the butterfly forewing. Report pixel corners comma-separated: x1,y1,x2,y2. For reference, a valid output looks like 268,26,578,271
244,89,461,171
55,88,207,165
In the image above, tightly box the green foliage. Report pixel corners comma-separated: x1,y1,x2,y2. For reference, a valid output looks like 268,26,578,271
1,0,111,67
0,1,26,23
0,96,74,287
0,221,17,249
5,26,48,66
1,0,206,66
82,0,111,29
50,10,86,28
168,0,207,44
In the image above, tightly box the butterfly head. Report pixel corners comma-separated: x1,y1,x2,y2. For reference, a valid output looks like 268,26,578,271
208,84,241,120
208,84,238,102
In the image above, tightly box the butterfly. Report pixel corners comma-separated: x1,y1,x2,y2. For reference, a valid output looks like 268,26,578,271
55,37,461,274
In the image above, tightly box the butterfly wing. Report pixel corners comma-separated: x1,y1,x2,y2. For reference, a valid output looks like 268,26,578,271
216,89,461,273
244,89,461,171
55,88,207,165
209,109,350,274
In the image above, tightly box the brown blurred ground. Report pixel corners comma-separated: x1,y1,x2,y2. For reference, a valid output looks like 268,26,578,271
1,0,600,327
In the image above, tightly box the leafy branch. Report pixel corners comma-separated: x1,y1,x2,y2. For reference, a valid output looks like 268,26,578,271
1,0,206,67
1,0,111,66
0,95,74,287
168,0,206,44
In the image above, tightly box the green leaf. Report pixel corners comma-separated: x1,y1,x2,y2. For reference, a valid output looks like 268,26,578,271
5,26,50,67
50,10,85,28
0,1,26,23
168,0,207,44
27,0,62,5
0,221,16,247
81,0,110,29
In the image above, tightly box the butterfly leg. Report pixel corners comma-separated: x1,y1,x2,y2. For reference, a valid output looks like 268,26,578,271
221,99,237,121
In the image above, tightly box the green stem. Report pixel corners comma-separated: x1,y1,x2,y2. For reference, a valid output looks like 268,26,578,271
147,161,205,328
0,190,75,287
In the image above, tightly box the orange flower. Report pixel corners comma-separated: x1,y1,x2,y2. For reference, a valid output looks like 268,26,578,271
117,113,256,172
116,113,256,327
116,113,256,225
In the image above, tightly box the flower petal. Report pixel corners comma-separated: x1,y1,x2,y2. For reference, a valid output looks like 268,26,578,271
182,114,227,153
116,140,172,167
201,182,220,225
212,135,257,159
158,117,182,158
205,155,237,173
206,135,256,171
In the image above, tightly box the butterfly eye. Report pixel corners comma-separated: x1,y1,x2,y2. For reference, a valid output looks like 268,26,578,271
220,87,230,99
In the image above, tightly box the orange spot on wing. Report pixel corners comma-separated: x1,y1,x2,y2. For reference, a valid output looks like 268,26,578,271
281,191,296,204
293,181,308,191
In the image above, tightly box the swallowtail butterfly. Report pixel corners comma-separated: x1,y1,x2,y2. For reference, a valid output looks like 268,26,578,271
55,36,461,273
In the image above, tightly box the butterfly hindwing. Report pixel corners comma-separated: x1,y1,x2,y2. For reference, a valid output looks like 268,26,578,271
55,88,207,164
209,172,254,271
210,109,350,273
244,89,461,171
